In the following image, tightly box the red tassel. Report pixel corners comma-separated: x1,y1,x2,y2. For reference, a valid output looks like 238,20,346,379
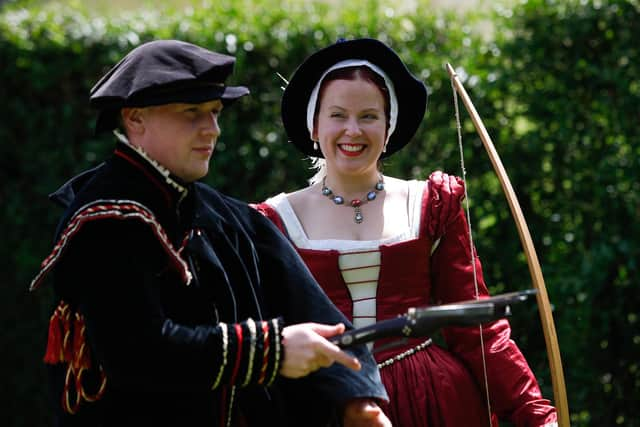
44,302,70,364
44,301,108,413
44,311,62,364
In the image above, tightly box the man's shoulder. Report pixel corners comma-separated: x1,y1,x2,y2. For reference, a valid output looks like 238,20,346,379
49,163,106,209
194,182,283,237
194,182,253,214
51,160,162,241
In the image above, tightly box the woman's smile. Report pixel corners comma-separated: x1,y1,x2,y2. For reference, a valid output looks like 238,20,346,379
338,143,366,156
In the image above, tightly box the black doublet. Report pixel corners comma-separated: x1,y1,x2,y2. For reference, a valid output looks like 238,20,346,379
34,141,387,426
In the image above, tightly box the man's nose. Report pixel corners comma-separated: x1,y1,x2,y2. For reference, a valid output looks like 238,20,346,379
203,112,221,137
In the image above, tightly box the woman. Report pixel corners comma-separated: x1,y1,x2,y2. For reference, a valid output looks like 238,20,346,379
254,38,557,426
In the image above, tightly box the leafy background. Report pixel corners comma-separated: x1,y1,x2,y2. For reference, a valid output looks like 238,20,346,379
1,0,638,425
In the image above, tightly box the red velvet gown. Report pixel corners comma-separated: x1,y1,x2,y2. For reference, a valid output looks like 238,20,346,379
254,171,557,427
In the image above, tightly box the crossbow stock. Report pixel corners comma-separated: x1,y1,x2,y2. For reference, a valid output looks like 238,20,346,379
330,289,537,348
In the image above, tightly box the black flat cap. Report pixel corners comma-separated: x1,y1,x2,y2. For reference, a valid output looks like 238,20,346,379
90,39,250,134
281,38,427,159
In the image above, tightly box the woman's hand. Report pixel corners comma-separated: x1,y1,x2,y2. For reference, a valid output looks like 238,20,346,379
343,399,392,427
279,322,361,378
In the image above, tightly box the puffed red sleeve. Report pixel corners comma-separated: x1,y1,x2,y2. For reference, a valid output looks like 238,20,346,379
427,171,557,427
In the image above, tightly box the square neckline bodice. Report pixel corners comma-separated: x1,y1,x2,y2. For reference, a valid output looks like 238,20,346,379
264,179,425,252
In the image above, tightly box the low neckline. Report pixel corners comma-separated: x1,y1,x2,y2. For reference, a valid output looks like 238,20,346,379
265,180,425,251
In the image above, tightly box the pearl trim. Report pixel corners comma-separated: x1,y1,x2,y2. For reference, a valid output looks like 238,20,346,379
377,338,432,369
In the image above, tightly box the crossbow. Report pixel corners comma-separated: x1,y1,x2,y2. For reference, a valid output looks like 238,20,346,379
330,289,537,348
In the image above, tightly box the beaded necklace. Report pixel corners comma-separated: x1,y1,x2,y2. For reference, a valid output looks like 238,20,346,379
321,176,385,224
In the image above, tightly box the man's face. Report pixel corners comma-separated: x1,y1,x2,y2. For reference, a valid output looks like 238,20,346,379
135,100,223,182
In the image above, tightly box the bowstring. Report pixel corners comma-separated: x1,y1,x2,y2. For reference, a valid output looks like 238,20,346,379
451,71,493,426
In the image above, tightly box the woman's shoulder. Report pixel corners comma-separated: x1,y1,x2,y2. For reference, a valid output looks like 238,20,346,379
381,175,421,201
382,173,464,202
258,186,310,207
382,175,409,189
285,186,315,205
251,190,308,236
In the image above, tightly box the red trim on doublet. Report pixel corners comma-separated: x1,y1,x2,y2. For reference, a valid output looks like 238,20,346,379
229,324,243,385
29,201,192,291
258,321,270,384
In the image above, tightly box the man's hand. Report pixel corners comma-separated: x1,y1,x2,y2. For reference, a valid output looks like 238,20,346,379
343,399,392,427
280,322,361,378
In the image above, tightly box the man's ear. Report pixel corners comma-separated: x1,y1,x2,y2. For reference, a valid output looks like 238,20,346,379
121,107,145,135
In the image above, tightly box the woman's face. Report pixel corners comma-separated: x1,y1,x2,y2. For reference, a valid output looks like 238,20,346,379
313,77,387,177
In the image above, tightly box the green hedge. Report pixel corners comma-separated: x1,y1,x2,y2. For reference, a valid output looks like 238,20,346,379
1,0,638,425
485,2,640,425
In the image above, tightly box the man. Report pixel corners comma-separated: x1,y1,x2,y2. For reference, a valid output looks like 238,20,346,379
31,39,389,426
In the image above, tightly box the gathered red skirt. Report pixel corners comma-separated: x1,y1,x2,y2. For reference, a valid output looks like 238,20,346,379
378,343,498,427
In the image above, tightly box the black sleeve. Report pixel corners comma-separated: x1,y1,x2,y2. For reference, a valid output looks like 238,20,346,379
53,218,282,392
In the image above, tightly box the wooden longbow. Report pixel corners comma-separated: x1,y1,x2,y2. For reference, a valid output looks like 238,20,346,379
446,63,569,427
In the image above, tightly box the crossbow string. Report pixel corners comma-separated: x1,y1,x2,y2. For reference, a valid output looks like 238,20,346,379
446,63,569,427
